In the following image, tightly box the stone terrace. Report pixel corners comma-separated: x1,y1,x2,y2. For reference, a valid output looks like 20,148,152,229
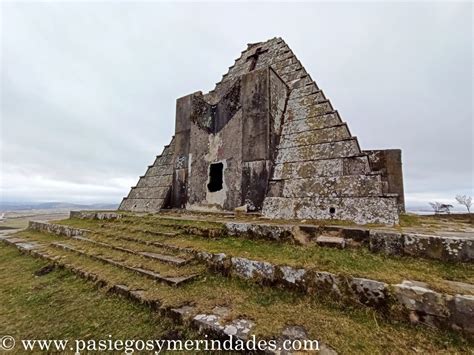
1,210,473,354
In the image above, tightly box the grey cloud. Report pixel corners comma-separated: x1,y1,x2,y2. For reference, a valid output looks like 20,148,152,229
1,1,472,208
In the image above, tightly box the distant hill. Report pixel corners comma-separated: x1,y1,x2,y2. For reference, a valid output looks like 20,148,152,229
0,201,118,212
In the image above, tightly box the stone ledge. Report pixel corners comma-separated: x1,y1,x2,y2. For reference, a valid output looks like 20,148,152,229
193,249,474,335
69,211,123,220
65,213,474,263
369,231,474,263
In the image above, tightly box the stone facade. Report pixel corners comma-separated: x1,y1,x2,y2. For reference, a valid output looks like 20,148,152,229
119,37,404,225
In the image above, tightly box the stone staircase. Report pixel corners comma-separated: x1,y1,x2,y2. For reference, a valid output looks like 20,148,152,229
2,212,473,353
119,137,175,212
237,38,401,225
1,223,344,354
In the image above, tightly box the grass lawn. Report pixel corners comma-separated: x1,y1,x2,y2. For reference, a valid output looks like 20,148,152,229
0,245,193,354
3,231,474,354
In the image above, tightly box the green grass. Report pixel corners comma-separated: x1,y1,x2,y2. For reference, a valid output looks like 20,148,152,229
0,245,195,354
1,240,472,354
56,217,474,295
398,213,473,230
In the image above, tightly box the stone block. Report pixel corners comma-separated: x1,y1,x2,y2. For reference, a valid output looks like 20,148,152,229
369,231,404,255
120,198,164,212
128,186,169,199
146,165,172,177
275,139,361,164
348,277,388,308
287,91,326,108
393,280,451,318
281,174,383,198
225,222,293,241
136,175,173,188
272,159,344,180
316,236,345,249
448,295,474,334
278,265,307,287
262,196,399,225
311,271,343,297
281,112,342,135
279,124,351,149
284,101,333,122
288,83,319,100
342,156,371,175
403,233,474,262
231,257,275,282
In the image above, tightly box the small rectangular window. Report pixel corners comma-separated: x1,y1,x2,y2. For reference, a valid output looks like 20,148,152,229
207,162,223,192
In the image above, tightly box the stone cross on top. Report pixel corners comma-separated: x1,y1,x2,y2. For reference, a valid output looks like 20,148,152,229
246,47,268,72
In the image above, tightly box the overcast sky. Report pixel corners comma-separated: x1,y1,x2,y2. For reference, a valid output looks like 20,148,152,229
1,1,472,210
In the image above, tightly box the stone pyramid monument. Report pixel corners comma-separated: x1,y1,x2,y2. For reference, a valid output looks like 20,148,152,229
119,37,404,225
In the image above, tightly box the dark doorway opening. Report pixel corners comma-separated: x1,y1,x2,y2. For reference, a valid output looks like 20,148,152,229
207,162,223,192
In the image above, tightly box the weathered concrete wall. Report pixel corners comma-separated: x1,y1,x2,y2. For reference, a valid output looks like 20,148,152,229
241,68,270,162
169,93,194,208
186,110,244,211
364,149,405,212
179,67,288,212
269,68,288,137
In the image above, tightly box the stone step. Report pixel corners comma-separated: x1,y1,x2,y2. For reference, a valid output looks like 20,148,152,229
288,83,320,100
114,224,179,238
139,251,189,265
1,233,340,353
275,138,361,164
140,229,178,237
284,100,333,122
50,242,198,287
270,174,384,198
71,235,190,266
287,90,326,106
108,234,195,256
10,219,474,337
316,236,346,249
40,230,472,338
279,124,351,149
136,174,173,188
271,155,371,180
282,112,343,135
288,75,313,90
119,198,165,212
145,165,173,177
128,186,169,199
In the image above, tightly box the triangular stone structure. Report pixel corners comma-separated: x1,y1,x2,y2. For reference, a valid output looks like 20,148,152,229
120,37,404,225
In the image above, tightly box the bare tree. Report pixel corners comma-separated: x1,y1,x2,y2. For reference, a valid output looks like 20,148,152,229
455,195,472,214
429,202,442,214
429,202,453,214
